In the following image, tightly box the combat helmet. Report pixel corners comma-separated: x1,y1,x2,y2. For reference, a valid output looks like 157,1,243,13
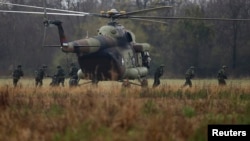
42,64,47,68
222,65,228,68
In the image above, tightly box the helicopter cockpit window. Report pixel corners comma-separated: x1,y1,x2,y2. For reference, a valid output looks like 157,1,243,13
98,26,118,38
125,32,133,42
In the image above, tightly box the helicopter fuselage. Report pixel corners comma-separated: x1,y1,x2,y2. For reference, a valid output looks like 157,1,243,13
52,20,150,81
74,35,149,81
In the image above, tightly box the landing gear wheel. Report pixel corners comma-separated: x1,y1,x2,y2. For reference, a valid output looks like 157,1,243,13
122,80,131,88
69,78,78,87
141,79,148,87
91,78,99,86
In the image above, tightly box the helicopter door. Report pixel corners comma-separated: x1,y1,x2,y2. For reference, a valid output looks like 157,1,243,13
121,49,135,68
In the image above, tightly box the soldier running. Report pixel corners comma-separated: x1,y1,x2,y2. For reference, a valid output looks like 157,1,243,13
12,65,24,87
55,65,66,87
153,64,164,88
182,66,195,88
68,63,79,87
217,65,228,86
34,65,47,87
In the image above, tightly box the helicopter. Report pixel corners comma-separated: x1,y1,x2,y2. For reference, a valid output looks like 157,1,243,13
0,2,173,87
43,7,176,87
1,2,250,87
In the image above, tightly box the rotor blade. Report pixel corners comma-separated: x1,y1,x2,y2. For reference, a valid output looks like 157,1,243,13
129,18,168,25
43,0,47,19
88,13,108,18
43,45,100,47
0,2,89,15
128,16,250,21
0,10,86,16
121,6,172,16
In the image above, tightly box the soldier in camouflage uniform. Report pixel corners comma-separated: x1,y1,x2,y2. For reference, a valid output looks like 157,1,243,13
217,65,228,86
68,63,79,87
182,66,195,88
12,65,24,87
34,65,47,87
50,74,59,86
55,65,65,87
153,64,164,88
142,51,151,69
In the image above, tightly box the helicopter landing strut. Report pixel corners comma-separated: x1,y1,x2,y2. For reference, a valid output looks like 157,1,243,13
122,77,148,88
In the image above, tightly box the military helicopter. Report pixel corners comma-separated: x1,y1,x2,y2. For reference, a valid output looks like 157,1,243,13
0,2,173,87
1,2,250,87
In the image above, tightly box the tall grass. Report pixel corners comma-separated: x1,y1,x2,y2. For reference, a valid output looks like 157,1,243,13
0,78,250,141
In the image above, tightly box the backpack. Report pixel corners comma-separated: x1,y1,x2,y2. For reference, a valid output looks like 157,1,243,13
13,69,22,78
35,69,44,79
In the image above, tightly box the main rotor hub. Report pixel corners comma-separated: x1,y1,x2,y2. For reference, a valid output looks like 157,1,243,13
100,9,127,22
107,9,119,15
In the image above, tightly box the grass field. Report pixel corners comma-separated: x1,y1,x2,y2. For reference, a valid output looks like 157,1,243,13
0,78,250,141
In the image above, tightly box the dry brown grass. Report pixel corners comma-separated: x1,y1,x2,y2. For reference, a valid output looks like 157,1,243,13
0,78,250,141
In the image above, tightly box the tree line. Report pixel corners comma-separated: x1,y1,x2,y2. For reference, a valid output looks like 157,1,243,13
0,0,250,78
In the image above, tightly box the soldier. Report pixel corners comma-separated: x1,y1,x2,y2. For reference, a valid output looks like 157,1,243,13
34,65,47,87
50,74,59,86
182,66,195,88
153,64,164,88
68,63,79,87
217,65,228,86
142,51,151,69
55,65,65,87
12,65,24,87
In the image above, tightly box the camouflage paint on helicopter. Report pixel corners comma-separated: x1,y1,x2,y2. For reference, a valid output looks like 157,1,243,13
51,20,150,82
